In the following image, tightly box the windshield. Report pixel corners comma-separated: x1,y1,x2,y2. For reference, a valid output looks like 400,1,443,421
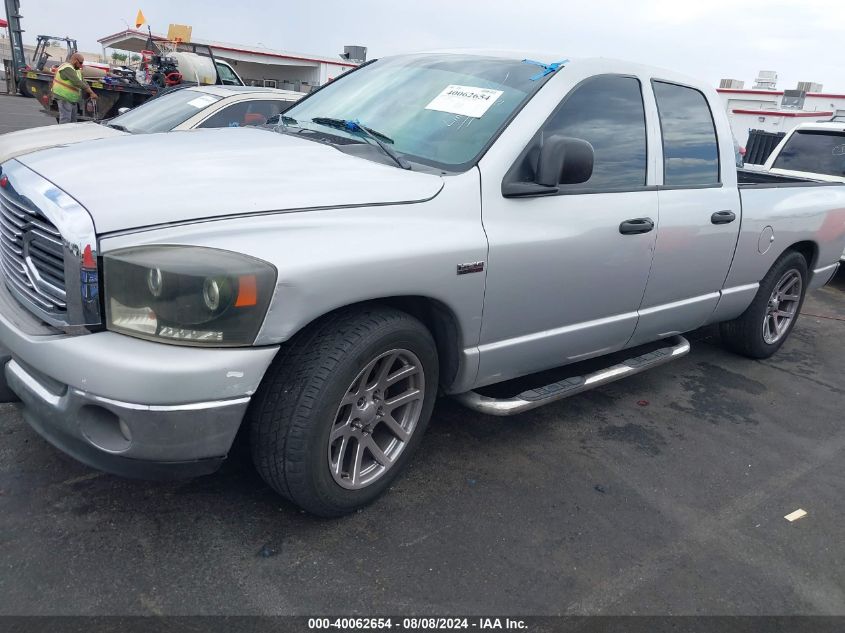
109,89,223,134
773,130,845,178
283,54,556,170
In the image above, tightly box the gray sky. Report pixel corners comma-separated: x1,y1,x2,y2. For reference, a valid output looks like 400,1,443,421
13,0,845,92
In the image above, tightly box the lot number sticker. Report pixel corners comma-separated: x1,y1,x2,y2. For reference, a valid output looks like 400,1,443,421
425,85,504,118
187,95,218,109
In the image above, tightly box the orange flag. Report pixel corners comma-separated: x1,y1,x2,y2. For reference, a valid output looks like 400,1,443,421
135,9,146,29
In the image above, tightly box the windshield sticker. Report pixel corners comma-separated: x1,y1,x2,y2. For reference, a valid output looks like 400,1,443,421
425,85,504,119
186,95,218,109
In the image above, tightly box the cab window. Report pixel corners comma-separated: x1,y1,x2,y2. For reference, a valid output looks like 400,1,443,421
215,62,242,86
772,131,845,177
653,81,720,186
541,75,648,190
198,100,292,128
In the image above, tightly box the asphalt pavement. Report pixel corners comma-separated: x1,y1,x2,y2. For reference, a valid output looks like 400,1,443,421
0,94,54,135
0,93,844,616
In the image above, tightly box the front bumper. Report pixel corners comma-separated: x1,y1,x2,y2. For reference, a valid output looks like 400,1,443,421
0,281,279,479
5,358,250,479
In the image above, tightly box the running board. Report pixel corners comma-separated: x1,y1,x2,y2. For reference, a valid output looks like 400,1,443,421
454,335,691,416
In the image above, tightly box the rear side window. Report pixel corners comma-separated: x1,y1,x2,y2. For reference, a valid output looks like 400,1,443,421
653,81,720,186
772,131,845,177
543,75,647,190
198,100,290,128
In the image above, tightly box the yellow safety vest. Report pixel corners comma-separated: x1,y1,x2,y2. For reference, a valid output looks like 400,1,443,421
51,62,83,103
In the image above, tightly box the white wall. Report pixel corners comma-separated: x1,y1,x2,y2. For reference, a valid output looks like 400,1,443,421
319,63,352,85
232,60,320,90
718,89,845,146
804,94,845,113
213,50,354,91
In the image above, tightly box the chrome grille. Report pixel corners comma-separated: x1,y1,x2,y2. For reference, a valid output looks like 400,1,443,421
0,159,100,331
0,186,67,316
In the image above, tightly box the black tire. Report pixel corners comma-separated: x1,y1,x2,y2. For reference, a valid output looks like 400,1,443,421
248,306,439,517
18,79,33,98
720,250,808,359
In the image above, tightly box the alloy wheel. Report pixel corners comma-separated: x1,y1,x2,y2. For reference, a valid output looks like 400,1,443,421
328,349,425,490
762,269,802,344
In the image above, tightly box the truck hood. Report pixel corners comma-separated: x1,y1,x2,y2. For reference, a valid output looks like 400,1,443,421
0,122,125,164
15,127,444,234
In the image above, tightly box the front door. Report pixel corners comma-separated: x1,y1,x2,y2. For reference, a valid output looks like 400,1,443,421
476,74,659,388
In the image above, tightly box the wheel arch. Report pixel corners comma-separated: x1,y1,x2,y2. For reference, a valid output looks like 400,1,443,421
784,240,818,271
277,296,464,392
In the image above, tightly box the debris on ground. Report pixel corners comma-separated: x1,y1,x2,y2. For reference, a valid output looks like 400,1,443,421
784,509,807,522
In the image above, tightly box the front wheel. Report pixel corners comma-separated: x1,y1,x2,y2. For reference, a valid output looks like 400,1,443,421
248,307,439,517
720,251,808,359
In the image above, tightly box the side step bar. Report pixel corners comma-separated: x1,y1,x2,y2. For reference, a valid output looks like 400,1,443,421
454,335,691,416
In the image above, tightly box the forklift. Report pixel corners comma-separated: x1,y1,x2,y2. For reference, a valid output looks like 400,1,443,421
4,0,77,97
4,0,163,118
19,34,80,96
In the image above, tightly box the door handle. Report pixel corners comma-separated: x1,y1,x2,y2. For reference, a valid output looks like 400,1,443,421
619,217,655,235
711,210,736,225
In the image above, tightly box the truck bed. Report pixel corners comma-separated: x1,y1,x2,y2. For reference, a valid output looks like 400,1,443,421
737,168,832,187
728,170,845,294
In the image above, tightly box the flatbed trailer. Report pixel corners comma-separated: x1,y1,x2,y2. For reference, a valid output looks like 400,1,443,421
21,70,158,121
5,0,240,121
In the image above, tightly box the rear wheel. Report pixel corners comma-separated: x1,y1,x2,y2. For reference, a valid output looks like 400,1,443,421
248,307,438,517
720,251,808,359
18,78,33,97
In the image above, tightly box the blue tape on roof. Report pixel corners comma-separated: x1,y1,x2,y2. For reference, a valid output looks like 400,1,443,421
522,59,569,81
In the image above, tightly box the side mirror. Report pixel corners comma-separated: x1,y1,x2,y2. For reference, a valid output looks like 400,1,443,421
117,107,131,115
536,135,594,187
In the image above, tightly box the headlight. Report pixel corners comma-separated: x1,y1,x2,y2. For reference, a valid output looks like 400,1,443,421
104,246,276,346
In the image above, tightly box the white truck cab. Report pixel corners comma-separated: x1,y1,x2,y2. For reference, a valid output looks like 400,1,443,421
762,121,845,182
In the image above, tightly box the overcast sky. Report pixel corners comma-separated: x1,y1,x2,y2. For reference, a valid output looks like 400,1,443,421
13,0,845,92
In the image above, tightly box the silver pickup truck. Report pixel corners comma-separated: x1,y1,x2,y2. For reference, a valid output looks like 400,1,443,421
1,52,843,516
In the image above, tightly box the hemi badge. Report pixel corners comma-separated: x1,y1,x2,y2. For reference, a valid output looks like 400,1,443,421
457,261,485,275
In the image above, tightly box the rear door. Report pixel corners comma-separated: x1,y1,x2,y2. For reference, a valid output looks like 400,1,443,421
628,80,742,346
476,73,660,387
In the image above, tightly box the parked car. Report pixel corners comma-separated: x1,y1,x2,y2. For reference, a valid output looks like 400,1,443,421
0,52,843,517
0,85,303,164
758,121,845,260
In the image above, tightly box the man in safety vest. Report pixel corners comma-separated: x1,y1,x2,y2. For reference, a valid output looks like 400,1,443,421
51,53,98,124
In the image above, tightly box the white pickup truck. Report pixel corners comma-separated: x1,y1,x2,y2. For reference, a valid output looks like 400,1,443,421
0,52,843,516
